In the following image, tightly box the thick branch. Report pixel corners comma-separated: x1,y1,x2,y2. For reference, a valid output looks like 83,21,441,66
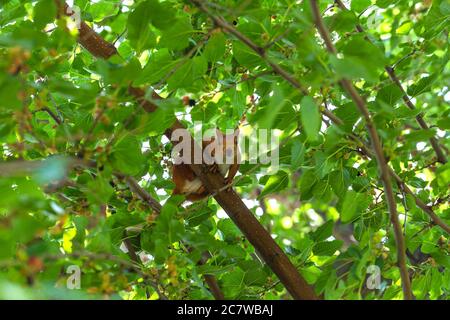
54,0,450,299
334,0,447,164
56,1,319,300
122,176,225,300
188,0,449,236
310,0,413,300
56,2,118,58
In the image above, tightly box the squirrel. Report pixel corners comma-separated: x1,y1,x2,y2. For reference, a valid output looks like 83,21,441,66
172,129,240,201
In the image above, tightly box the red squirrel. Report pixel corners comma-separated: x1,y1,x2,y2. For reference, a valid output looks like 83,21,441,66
172,129,240,201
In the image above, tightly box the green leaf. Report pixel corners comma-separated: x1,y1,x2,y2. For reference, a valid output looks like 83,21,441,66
330,55,379,82
377,83,403,106
218,219,241,242
204,32,226,62
186,206,214,227
110,135,146,175
291,139,305,169
127,1,157,52
329,169,348,199
394,105,422,119
135,49,178,86
90,2,118,22
313,240,343,256
341,190,363,223
221,268,245,298
145,0,176,30
351,0,371,12
168,55,207,91
0,2,26,26
421,1,448,38
299,169,317,200
341,36,386,67
404,129,436,143
325,10,358,33
334,102,360,132
159,16,193,51
0,76,21,109
407,74,437,97
436,118,450,130
86,175,114,205
441,2,450,15
376,0,400,8
396,22,413,35
154,238,169,264
311,220,334,242
233,41,262,68
256,84,290,129
332,36,386,82
259,170,289,198
136,105,176,136
34,0,57,29
300,96,320,141
240,261,267,286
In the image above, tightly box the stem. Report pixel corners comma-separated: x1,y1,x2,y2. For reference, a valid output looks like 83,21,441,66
41,107,62,125
123,176,225,300
56,0,319,300
310,0,413,300
189,0,342,126
334,0,447,164
189,0,450,235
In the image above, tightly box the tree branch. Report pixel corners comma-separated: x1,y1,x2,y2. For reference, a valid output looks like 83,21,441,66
187,0,449,236
189,0,343,126
41,106,63,125
121,176,225,300
309,0,413,300
55,0,450,299
334,0,447,164
55,0,319,300
55,2,118,58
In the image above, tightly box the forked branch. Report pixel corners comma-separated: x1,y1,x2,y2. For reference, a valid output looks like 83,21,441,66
309,0,413,300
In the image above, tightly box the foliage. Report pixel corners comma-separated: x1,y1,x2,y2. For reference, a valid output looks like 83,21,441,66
0,0,449,300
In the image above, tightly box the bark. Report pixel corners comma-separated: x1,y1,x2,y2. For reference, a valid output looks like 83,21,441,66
309,0,413,300
55,1,318,300
334,0,447,164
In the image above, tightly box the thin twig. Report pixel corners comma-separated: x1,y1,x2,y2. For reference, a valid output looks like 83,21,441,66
189,0,450,236
309,0,413,300
391,50,416,70
334,0,447,164
41,107,63,125
121,175,226,300
189,0,343,124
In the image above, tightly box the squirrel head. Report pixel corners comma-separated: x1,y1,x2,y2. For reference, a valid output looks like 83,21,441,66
209,128,240,164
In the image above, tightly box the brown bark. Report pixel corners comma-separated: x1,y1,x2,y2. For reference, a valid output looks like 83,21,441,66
334,0,447,164
187,0,449,236
310,0,414,300
55,1,318,299
124,176,225,300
